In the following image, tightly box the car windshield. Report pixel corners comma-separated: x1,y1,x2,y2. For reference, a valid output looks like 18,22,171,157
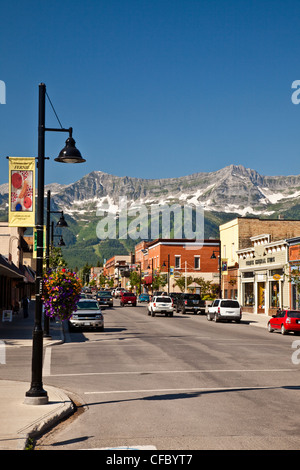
220,300,240,308
77,301,99,310
123,292,134,296
183,294,200,299
99,292,111,297
156,297,171,303
287,311,300,318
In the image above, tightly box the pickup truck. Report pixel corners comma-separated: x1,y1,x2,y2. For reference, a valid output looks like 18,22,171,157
148,295,174,317
176,293,206,315
207,299,242,322
120,291,137,307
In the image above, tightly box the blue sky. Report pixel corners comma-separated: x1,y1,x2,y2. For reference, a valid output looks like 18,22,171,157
1,0,300,186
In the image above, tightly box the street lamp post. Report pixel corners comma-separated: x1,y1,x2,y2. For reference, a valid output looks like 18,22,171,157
44,189,68,337
211,240,222,299
25,83,85,405
162,254,170,294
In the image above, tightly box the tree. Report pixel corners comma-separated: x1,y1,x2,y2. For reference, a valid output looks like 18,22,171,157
173,275,193,292
129,270,141,294
44,245,67,272
152,273,167,291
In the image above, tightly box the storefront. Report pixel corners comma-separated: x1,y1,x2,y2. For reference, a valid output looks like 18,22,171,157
287,237,300,310
237,235,289,316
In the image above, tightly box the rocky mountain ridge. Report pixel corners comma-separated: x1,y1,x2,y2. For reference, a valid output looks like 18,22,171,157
45,164,300,218
1,164,300,220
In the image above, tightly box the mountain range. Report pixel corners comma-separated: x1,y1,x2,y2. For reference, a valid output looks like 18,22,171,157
1,164,300,269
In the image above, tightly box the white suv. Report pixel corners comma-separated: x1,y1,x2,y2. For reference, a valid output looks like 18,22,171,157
148,296,174,317
207,299,242,323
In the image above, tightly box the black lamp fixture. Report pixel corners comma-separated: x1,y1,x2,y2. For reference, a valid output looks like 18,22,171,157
56,212,68,228
25,83,85,406
57,235,66,246
55,128,85,163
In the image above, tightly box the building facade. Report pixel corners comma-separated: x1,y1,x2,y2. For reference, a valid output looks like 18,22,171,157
220,217,300,305
237,234,289,315
136,238,220,294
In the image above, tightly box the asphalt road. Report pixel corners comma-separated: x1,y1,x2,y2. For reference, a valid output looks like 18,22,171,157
25,302,300,449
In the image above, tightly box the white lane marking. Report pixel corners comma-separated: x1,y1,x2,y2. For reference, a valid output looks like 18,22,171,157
43,347,52,376
84,385,275,395
48,368,295,377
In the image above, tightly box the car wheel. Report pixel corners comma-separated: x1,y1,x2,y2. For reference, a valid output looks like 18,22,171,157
151,309,155,317
281,324,287,335
214,313,218,322
267,322,273,333
206,313,211,321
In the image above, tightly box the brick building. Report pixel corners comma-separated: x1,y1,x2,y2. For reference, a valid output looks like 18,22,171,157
135,238,219,293
104,255,132,288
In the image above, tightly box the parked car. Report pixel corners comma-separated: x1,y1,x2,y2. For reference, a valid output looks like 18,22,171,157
69,299,104,331
268,309,300,335
148,295,174,317
138,293,150,302
120,291,137,307
207,299,242,322
176,293,206,314
169,292,183,310
114,287,127,298
96,291,113,308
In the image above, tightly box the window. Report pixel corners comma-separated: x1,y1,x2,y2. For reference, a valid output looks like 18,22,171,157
243,283,254,306
175,256,181,269
270,280,280,308
194,256,200,269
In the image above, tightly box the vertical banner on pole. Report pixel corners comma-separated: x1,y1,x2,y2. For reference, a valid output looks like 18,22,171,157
33,226,46,259
8,157,35,227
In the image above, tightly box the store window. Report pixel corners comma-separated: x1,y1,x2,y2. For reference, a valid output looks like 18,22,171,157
270,280,280,308
243,283,254,306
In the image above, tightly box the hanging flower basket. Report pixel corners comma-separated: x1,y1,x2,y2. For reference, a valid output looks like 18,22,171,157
43,268,82,320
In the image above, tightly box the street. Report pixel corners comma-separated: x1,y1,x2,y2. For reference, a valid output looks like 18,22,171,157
5,301,300,450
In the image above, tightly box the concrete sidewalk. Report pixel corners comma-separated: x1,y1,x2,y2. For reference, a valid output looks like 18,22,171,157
0,303,269,450
0,302,74,450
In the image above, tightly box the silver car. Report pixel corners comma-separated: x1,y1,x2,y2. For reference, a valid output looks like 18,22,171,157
69,299,104,331
207,299,242,323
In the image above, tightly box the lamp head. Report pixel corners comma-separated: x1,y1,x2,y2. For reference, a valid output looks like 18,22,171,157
57,236,65,246
56,213,68,228
55,133,85,163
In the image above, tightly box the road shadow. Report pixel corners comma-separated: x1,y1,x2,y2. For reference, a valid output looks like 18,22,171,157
82,384,288,408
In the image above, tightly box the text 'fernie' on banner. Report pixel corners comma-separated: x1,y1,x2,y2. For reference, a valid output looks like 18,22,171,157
8,157,35,227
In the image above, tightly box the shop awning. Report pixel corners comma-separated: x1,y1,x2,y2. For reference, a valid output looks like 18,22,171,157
0,255,25,279
144,275,153,285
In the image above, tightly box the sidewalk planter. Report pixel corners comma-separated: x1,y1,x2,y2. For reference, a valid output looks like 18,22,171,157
43,268,82,320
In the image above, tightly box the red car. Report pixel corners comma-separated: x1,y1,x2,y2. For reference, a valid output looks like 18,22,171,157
120,291,137,307
268,310,300,335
